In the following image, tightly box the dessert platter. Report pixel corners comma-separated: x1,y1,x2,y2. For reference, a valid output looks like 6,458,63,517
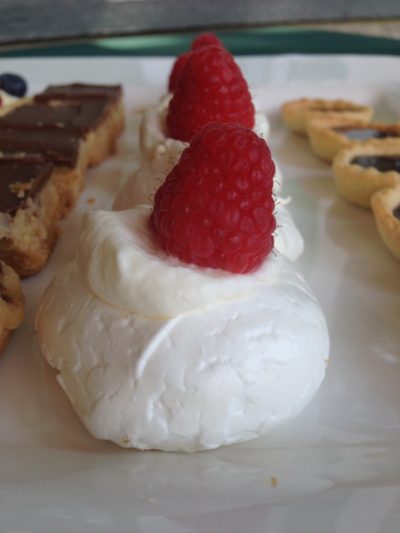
0,41,399,531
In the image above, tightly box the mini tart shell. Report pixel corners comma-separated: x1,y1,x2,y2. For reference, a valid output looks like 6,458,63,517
0,260,24,356
371,185,400,261
281,98,373,135
333,142,400,209
307,117,400,162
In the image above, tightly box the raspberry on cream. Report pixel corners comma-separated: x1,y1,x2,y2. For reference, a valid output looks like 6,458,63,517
113,116,293,262
149,123,276,273
114,40,274,211
112,94,273,210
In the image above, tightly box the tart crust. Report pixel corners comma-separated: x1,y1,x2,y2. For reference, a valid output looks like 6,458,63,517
307,117,400,162
281,98,373,135
333,142,400,209
0,260,24,355
371,184,400,261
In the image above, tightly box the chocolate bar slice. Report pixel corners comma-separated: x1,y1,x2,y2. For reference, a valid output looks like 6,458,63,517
0,101,112,135
0,127,80,167
0,159,62,276
34,83,125,166
0,127,85,217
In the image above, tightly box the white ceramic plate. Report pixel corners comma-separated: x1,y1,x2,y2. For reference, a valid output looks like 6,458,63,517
0,55,399,533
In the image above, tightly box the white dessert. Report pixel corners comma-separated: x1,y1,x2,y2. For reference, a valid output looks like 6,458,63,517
36,207,329,452
113,94,279,211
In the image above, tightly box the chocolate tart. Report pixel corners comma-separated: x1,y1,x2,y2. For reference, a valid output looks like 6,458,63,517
281,98,373,135
307,117,400,162
371,184,400,261
0,260,24,354
333,143,400,208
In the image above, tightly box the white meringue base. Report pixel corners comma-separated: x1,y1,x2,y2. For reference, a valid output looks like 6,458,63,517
36,255,329,453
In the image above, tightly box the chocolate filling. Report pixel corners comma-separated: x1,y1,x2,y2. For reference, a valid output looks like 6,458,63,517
0,128,80,167
393,204,400,220
0,101,111,134
0,159,53,214
334,127,400,141
35,83,121,103
351,156,400,173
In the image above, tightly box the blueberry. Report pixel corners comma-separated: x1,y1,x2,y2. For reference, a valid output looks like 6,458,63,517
0,73,27,97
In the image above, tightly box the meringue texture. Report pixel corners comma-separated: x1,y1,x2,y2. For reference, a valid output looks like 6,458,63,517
36,208,329,452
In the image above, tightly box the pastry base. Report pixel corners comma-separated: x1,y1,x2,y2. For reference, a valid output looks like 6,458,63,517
86,98,125,167
371,184,400,261
307,116,378,162
0,328,11,357
0,179,63,277
333,142,400,208
281,98,373,135
307,117,400,162
0,260,24,355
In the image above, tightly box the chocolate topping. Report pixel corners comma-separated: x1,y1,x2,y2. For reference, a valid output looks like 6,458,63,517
35,83,121,103
351,156,400,173
335,127,400,141
0,128,80,167
0,101,111,135
0,159,53,214
393,204,400,220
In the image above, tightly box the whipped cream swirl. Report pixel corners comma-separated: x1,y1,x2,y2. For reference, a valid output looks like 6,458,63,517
78,207,281,318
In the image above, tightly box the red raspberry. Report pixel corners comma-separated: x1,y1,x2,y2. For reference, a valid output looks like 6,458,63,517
166,46,255,142
191,32,223,50
150,123,276,274
168,51,191,93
